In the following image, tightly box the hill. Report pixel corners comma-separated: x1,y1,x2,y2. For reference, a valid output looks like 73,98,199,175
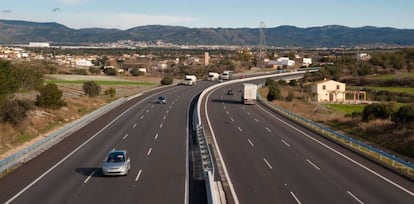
1,19,414,48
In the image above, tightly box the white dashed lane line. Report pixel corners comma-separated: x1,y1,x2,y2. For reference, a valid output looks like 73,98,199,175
306,159,321,171
248,139,255,147
281,139,291,147
237,126,242,132
347,191,364,204
265,127,272,133
263,158,273,170
133,123,137,128
290,191,302,204
83,170,95,184
230,117,235,122
147,148,152,156
135,170,143,182
140,115,144,120
154,133,159,140
123,134,128,140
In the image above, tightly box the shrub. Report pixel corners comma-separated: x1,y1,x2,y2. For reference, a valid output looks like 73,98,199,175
131,68,145,76
83,81,101,97
392,104,414,125
362,103,394,121
160,76,173,85
104,68,117,76
0,99,34,125
267,85,282,101
36,83,66,109
104,87,116,98
89,66,101,74
72,69,88,75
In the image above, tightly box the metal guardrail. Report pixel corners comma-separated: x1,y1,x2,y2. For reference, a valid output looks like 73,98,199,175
0,97,127,175
257,89,414,176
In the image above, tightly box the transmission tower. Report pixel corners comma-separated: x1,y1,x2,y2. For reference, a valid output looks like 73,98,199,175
258,21,267,68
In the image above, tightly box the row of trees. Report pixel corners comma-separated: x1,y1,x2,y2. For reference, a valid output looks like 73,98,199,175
362,103,414,125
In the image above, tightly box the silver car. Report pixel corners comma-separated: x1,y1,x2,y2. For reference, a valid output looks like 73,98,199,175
102,150,130,176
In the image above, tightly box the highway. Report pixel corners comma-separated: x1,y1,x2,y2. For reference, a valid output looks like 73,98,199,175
0,82,211,204
203,82,414,204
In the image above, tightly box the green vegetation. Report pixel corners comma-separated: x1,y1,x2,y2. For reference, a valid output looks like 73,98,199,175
364,86,414,95
326,104,365,115
83,81,101,97
45,80,156,86
160,76,174,85
36,83,67,109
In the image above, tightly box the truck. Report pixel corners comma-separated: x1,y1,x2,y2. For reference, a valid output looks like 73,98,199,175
184,75,197,86
221,70,233,80
242,83,257,105
207,72,220,81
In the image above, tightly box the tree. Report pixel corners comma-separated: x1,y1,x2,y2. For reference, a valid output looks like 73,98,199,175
267,85,281,101
392,104,414,125
362,103,394,121
0,99,34,125
160,76,173,85
12,62,44,90
36,83,66,109
0,59,18,99
83,81,101,97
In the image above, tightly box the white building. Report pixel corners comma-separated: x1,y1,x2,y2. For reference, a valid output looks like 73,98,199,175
303,58,312,66
75,58,93,67
29,42,50,47
311,79,346,102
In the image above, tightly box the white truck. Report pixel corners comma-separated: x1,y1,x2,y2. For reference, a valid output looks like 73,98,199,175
221,70,233,80
207,72,220,81
242,83,257,105
184,75,197,86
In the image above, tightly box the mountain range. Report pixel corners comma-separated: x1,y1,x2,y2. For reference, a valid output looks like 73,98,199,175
1,19,414,48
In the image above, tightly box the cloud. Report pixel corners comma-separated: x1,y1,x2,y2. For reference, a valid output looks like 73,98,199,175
1,9,13,14
52,8,62,12
61,13,197,29
57,0,93,5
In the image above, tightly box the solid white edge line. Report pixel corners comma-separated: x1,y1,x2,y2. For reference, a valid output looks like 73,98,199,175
347,191,364,204
306,159,321,171
205,88,240,204
263,158,273,170
256,104,414,197
83,170,95,184
135,169,142,182
290,191,302,204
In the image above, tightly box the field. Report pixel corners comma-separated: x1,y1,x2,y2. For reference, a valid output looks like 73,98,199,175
325,104,365,114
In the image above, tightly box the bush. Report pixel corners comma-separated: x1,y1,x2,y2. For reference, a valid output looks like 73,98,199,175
265,78,275,87
89,66,101,74
267,85,282,101
72,69,88,75
36,83,66,109
362,103,394,121
0,99,34,125
160,76,173,85
131,68,145,76
288,80,298,87
104,68,117,76
392,104,414,125
83,81,101,97
104,87,116,98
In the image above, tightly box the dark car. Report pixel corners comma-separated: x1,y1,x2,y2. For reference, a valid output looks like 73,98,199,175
156,96,167,104
227,89,234,95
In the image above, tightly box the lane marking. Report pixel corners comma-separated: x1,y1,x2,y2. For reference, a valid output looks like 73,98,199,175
230,117,235,122
281,139,291,147
151,105,154,108
83,170,95,184
135,169,143,182
123,134,128,140
254,118,259,122
306,159,321,171
265,127,272,133
226,111,230,115
247,112,251,116
237,126,242,132
160,123,163,128
133,123,137,128
263,158,273,170
147,148,152,156
347,191,364,204
166,110,169,114
290,191,302,204
256,104,414,196
223,106,227,109
154,133,159,140
140,115,144,120
248,139,255,147
169,105,172,109
146,109,149,113
163,116,166,120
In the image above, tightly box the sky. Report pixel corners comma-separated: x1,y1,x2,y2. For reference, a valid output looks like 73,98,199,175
0,0,413,30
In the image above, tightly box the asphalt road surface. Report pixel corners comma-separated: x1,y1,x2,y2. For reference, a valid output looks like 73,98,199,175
0,82,211,204
204,82,414,204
